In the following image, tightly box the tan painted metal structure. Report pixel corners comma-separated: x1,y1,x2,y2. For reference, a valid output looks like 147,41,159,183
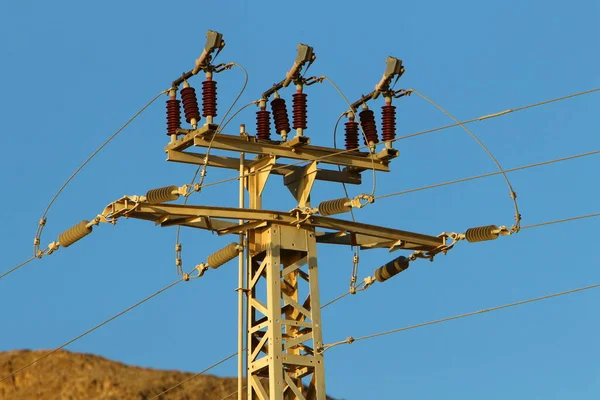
98,126,444,399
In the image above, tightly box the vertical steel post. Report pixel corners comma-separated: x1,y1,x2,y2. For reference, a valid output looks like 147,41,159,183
238,151,245,400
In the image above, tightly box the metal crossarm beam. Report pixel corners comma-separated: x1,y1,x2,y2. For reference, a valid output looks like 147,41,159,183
104,200,444,251
166,150,362,185
165,126,395,171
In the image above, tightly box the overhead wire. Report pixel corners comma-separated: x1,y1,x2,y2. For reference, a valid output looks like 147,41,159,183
152,209,600,398
33,89,168,258
0,256,37,281
183,87,600,197
409,89,521,232
0,278,183,383
320,281,600,352
521,212,600,230
154,278,370,399
375,148,600,199
147,352,237,400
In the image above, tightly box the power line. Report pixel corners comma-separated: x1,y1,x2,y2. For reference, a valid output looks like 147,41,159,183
33,89,168,257
153,282,368,399
409,89,521,232
0,278,183,383
521,212,600,230
148,352,237,400
375,148,600,200
320,281,600,352
188,87,600,195
0,256,36,281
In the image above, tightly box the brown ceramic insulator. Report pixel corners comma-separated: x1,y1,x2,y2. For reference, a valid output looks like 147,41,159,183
292,92,307,130
202,80,218,117
166,99,181,135
381,104,397,141
180,87,201,124
270,98,291,136
359,109,379,144
344,121,359,150
256,110,271,140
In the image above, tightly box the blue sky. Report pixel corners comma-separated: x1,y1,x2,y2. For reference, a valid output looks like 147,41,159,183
1,1,599,399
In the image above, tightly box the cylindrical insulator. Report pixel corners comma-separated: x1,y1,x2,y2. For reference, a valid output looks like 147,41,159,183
345,121,359,150
59,220,92,248
318,197,351,216
256,110,271,140
202,80,218,118
374,256,410,283
146,185,179,204
271,98,291,136
292,92,307,130
359,109,379,144
381,104,397,142
465,225,499,243
165,99,181,135
180,87,201,124
207,242,240,269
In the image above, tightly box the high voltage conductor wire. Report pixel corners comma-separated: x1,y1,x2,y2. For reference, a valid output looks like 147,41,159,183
147,352,238,400
375,148,600,200
0,256,36,281
319,281,600,353
148,209,600,397
33,89,169,257
151,280,369,399
0,278,183,383
184,87,600,196
409,89,521,232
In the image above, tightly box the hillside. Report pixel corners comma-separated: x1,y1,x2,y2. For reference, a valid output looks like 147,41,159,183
0,349,240,400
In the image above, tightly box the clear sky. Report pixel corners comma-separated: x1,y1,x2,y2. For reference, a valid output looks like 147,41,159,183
1,1,599,399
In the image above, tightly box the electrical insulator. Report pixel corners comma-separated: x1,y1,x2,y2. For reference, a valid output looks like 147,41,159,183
207,242,240,269
381,103,397,142
202,79,218,119
345,118,359,150
180,86,201,127
146,186,180,204
292,92,307,131
318,197,351,216
58,220,93,248
465,225,499,243
165,98,181,136
374,255,410,282
271,97,291,138
256,109,271,140
359,108,379,145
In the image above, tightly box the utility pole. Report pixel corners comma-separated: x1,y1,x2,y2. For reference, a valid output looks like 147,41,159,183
56,31,503,399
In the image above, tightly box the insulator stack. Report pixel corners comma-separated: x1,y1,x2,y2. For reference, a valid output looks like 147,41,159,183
465,225,499,243
381,104,397,141
271,98,291,136
180,87,201,125
318,197,351,216
292,92,307,130
146,185,180,204
256,110,271,140
207,242,240,269
59,220,92,248
165,98,181,135
374,256,410,283
344,120,359,150
359,109,379,144
202,80,218,118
